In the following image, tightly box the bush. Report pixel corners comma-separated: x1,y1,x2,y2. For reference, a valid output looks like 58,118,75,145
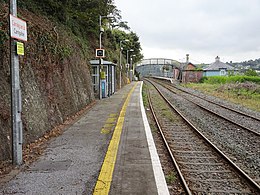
244,69,258,76
201,76,260,84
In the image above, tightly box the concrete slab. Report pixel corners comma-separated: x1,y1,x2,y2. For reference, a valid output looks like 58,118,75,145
109,82,169,195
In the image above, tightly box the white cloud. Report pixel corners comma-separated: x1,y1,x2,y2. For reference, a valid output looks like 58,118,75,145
115,0,260,63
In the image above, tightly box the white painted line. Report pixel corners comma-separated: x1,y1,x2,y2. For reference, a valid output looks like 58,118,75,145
140,81,170,195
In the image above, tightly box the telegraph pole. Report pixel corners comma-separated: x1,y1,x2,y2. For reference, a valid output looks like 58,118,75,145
10,0,23,165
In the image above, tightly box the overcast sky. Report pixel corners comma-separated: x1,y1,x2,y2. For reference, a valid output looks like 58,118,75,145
114,0,260,64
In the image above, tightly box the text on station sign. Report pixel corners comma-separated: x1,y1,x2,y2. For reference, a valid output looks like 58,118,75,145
10,14,27,42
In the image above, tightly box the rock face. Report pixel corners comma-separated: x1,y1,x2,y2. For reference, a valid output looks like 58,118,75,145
0,3,94,161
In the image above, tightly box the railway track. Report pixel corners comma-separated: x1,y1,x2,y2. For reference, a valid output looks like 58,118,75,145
145,80,260,194
146,78,260,186
153,78,260,136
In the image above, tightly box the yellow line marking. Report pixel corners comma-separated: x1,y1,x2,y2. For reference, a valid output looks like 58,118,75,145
101,114,118,134
101,123,115,134
109,114,117,117
104,124,115,128
94,83,138,195
105,117,117,124
101,129,111,134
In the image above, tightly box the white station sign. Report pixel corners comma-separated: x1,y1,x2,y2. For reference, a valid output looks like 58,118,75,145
10,14,27,41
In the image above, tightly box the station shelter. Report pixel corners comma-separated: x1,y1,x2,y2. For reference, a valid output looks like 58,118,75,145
90,60,117,98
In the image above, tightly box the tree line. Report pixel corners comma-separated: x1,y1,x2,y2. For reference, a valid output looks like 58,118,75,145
1,0,143,63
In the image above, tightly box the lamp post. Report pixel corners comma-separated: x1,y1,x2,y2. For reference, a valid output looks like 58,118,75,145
126,49,134,79
119,39,129,89
99,14,114,49
130,54,136,81
99,31,103,49
98,14,113,99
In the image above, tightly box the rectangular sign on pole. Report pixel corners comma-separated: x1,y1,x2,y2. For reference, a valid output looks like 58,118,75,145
16,42,24,55
10,14,27,41
96,49,105,58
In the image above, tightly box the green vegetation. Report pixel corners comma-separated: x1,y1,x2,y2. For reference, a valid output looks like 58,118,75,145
165,171,176,184
185,76,260,111
201,75,260,84
161,107,176,122
0,29,7,46
16,0,112,37
244,69,258,76
0,25,8,46
1,0,143,64
0,6,8,46
142,84,149,108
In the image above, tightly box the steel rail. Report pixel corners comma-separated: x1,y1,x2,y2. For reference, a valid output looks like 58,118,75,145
153,77,260,122
145,78,260,192
155,79,260,136
146,82,192,195
173,83,260,122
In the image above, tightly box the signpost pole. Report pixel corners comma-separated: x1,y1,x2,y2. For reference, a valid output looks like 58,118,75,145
99,58,102,100
10,0,23,165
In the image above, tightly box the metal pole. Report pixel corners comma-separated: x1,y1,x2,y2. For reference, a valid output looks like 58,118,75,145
126,50,129,67
99,31,103,49
99,58,102,100
126,50,129,78
119,41,122,89
131,54,136,81
99,15,102,30
130,56,133,82
99,15,102,100
10,0,23,165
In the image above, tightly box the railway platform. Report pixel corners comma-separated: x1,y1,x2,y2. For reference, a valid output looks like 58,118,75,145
0,81,169,195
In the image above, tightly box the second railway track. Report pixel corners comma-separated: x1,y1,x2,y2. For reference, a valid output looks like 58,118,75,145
154,78,260,136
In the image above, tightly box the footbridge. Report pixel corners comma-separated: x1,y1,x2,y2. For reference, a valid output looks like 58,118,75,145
135,58,180,78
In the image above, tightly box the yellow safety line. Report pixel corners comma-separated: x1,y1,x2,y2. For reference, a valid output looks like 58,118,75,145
101,114,117,134
93,82,138,195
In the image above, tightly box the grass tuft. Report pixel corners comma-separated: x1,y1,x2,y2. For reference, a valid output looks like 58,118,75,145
165,171,176,184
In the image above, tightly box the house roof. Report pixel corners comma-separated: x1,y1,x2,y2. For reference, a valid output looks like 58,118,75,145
204,56,234,70
176,62,196,70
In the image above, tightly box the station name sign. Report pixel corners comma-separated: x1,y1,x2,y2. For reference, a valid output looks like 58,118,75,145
10,14,27,42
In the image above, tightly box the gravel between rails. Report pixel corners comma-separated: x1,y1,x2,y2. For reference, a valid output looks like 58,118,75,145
146,81,258,193
144,83,185,194
169,85,260,134
152,81,260,185
176,83,260,120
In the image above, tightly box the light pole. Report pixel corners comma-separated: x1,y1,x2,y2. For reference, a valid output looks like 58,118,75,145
130,54,136,81
99,14,114,49
99,30,103,49
98,14,113,99
119,39,129,89
126,49,134,79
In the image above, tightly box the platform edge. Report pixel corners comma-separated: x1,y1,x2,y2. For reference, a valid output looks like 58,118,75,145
140,81,170,195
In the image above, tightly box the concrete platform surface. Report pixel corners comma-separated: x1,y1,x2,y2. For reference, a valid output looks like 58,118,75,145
109,82,169,195
0,81,169,195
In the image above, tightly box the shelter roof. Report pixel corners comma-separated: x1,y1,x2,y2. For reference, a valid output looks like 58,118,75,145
90,60,116,66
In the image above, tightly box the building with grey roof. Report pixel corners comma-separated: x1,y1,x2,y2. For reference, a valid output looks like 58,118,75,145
203,56,236,77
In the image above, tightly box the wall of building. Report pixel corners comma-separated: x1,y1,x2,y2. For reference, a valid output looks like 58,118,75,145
182,71,203,83
203,70,221,77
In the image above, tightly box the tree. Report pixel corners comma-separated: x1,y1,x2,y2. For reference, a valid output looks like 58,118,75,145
9,0,143,63
244,69,258,76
